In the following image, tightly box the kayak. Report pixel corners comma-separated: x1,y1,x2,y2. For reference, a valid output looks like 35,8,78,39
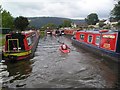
59,47,70,53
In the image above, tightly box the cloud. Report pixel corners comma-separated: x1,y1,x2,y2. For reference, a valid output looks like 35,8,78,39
1,0,115,19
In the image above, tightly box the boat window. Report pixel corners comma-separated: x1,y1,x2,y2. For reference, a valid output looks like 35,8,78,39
95,36,100,45
80,34,85,40
27,37,32,46
27,33,37,46
88,35,93,43
31,33,36,42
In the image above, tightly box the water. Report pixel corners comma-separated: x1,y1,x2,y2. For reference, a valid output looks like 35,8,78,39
0,35,118,88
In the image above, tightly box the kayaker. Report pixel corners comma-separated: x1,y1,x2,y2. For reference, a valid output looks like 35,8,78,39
61,43,70,50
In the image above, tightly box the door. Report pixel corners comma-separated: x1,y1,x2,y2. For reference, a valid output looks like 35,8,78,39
8,39,19,52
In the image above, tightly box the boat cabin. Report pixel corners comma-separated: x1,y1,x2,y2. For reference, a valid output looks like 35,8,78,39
75,30,120,53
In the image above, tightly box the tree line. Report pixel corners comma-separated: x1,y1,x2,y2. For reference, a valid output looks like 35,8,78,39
0,5,29,31
1,0,120,31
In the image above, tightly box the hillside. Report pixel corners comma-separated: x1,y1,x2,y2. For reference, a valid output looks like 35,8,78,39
27,17,85,29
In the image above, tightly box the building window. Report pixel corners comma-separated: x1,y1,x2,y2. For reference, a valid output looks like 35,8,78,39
80,34,85,40
95,36,100,45
88,35,93,43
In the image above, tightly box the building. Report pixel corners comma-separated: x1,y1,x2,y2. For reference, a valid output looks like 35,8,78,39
71,20,88,29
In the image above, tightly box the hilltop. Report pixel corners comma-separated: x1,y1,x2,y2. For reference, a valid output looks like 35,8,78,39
27,17,86,29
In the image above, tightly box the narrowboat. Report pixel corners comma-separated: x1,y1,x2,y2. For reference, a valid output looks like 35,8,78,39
64,29,78,35
46,30,52,35
52,30,63,36
52,29,64,36
55,30,61,36
60,30,65,35
71,29,120,61
2,30,40,61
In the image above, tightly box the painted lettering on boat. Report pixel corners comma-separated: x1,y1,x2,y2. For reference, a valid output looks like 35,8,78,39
103,35,115,39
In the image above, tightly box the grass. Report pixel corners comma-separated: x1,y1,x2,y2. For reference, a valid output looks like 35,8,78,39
0,34,2,37
0,34,5,47
40,30,45,37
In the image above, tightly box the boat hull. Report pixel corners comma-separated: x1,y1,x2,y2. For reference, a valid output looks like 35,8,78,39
71,37,120,62
3,50,32,60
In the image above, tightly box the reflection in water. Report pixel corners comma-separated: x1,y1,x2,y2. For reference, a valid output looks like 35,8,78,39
2,60,32,88
0,35,118,88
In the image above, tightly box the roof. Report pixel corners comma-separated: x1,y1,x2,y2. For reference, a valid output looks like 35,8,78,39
78,29,118,34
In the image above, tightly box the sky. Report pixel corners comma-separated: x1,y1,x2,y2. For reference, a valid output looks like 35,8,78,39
1,0,115,19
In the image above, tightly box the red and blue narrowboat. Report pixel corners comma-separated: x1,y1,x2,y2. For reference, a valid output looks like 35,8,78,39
2,30,40,61
71,29,120,61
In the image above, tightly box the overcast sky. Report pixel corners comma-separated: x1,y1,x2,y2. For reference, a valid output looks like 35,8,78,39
1,0,115,19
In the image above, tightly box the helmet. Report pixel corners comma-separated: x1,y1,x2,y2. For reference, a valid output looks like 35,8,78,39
62,45,66,49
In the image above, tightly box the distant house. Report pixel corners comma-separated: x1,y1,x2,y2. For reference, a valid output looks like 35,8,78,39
71,20,88,29
104,20,118,29
93,19,118,29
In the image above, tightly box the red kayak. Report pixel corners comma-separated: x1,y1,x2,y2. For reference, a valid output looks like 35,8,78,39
59,47,70,53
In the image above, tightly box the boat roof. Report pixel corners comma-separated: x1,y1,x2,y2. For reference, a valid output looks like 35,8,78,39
78,29,119,34
6,30,36,36
21,30,35,34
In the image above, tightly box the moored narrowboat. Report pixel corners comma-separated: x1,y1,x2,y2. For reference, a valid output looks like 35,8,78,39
46,30,52,35
71,29,120,61
64,29,77,35
2,30,40,61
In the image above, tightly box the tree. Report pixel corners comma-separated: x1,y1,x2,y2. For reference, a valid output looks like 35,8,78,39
14,16,29,31
111,1,120,21
111,1,120,28
61,20,72,27
0,5,3,13
42,23,56,30
98,21,106,28
85,13,99,25
58,24,63,28
1,6,14,28
0,5,2,27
